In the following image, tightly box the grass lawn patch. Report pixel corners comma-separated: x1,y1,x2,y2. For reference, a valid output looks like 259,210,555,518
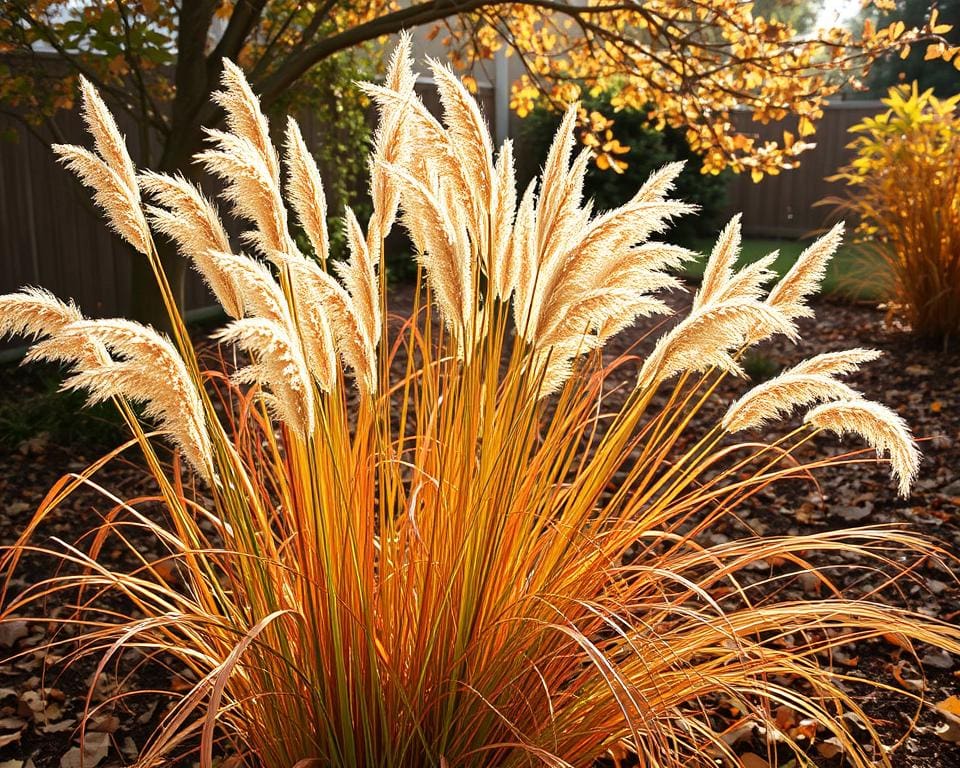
685,237,885,300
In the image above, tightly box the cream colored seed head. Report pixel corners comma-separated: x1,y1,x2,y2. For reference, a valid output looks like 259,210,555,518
804,398,920,497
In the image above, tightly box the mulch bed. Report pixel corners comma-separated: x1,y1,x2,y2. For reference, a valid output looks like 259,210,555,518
0,287,958,768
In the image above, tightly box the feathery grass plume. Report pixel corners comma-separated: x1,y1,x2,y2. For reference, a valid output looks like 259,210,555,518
4,47,959,768
638,299,797,388
767,222,844,319
283,117,329,265
196,129,289,256
334,208,381,346
138,172,243,318
712,250,779,303
490,140,517,298
76,76,138,199
51,319,211,478
214,318,315,437
530,163,691,341
805,399,920,496
723,352,872,433
535,131,594,270
386,162,473,338
283,257,375,394
0,288,106,367
206,251,289,326
366,32,416,248
53,145,151,255
214,59,281,184
52,77,150,255
790,347,882,376
429,58,494,234
361,80,477,239
503,178,538,303
693,213,742,309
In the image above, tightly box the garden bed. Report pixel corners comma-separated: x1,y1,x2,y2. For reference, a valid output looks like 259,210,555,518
0,287,957,768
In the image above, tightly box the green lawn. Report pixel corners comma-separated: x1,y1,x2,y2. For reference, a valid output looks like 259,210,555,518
683,238,885,300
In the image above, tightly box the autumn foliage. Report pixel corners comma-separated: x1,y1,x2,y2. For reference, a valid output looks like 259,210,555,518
1,38,959,768
827,83,960,339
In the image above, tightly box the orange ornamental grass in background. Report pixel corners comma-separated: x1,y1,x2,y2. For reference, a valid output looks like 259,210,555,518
1,35,958,768
826,83,960,340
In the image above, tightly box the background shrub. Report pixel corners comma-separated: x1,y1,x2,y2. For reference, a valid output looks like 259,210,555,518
826,83,960,340
516,91,729,243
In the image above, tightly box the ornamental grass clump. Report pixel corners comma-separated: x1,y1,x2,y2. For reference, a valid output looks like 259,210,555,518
1,39,958,767
825,82,960,339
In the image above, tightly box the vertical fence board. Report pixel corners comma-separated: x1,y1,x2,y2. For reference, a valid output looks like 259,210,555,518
725,103,881,237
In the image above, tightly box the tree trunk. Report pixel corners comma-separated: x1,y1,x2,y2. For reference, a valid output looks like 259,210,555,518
128,0,219,332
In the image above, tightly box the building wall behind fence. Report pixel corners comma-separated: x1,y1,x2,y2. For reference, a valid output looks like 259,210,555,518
725,102,882,238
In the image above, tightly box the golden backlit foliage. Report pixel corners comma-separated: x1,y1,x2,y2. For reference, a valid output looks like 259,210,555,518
826,83,960,338
0,1,957,179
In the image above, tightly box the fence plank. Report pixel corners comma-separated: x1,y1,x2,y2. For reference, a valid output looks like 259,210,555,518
725,103,881,238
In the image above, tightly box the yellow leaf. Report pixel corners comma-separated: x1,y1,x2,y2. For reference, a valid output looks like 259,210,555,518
937,696,960,718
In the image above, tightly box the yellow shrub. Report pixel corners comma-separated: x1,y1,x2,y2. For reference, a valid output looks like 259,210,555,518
0,42,957,768
827,83,960,339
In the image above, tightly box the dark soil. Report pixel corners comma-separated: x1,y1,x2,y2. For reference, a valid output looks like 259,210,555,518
1,289,958,768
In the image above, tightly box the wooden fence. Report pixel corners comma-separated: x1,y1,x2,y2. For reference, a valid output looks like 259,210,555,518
724,102,882,238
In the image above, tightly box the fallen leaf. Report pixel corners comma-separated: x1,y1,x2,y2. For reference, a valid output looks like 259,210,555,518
59,732,110,768
0,622,28,649
921,649,954,670
934,695,960,742
816,736,844,759
89,714,119,733
739,753,769,768
0,731,21,748
40,718,75,734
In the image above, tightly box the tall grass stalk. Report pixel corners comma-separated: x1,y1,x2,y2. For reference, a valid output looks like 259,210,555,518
1,40,957,767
